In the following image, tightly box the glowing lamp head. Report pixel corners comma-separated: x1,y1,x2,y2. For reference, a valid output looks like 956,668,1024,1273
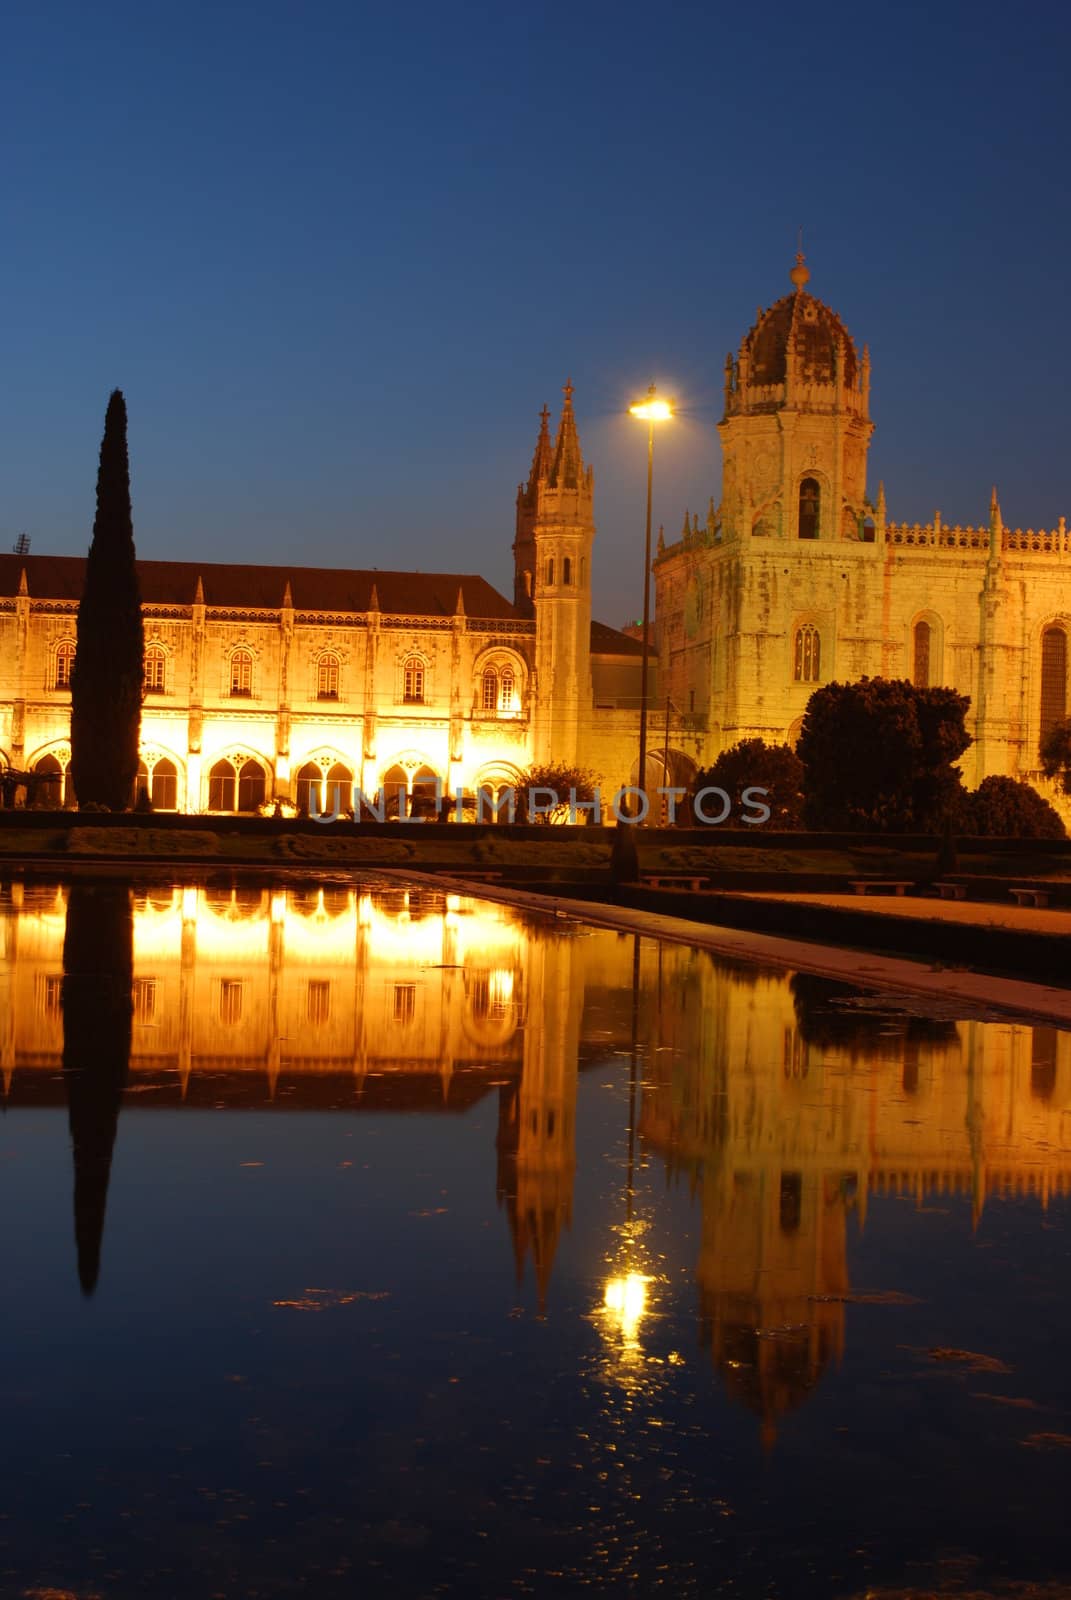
629,389,674,423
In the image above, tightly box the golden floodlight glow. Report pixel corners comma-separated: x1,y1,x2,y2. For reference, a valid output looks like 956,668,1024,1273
603,1272,649,1339
629,396,674,422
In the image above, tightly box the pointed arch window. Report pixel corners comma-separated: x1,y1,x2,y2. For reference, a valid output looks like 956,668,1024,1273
546,558,555,586
208,759,236,811
1040,625,1067,738
403,657,425,704
798,477,820,540
230,649,253,697
151,758,177,811
793,624,821,682
913,620,931,688
237,759,266,812
563,556,572,585
482,669,498,712
317,653,340,700
144,645,167,693
54,641,76,690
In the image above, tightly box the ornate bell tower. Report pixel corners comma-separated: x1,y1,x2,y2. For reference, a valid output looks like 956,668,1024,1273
719,254,874,544
515,384,594,765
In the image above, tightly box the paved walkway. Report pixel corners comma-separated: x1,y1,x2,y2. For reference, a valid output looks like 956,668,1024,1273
406,873,1071,1027
736,890,1071,936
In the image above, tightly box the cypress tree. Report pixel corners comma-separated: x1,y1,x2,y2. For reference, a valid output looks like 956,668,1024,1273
70,390,143,808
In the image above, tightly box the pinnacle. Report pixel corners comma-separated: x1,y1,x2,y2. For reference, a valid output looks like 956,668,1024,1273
548,380,584,489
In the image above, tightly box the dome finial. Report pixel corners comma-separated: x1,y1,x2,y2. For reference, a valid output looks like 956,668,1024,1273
790,249,810,292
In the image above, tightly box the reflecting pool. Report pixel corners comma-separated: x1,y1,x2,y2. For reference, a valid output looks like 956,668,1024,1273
1,877,1070,1598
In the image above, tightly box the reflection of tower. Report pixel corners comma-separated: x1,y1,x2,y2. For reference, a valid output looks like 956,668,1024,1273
496,931,582,1310
697,1165,848,1448
62,881,133,1296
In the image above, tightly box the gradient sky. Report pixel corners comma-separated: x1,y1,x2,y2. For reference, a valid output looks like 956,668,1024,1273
3,0,1069,626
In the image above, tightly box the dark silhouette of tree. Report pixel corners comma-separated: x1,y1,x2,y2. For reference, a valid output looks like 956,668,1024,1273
518,763,598,824
1039,718,1071,797
62,881,133,1295
689,738,803,828
797,677,970,832
70,391,143,809
958,776,1065,839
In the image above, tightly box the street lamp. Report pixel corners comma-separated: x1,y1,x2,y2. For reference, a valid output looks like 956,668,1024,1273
629,384,674,820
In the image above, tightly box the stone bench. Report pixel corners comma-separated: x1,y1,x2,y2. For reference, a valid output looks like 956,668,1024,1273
1009,886,1050,908
934,882,968,900
848,880,913,897
641,874,709,892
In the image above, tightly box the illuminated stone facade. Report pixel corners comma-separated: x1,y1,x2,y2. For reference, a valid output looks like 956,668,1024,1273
0,386,648,813
655,254,1071,816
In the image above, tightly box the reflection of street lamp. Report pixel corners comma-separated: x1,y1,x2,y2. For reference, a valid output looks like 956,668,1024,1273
629,385,674,820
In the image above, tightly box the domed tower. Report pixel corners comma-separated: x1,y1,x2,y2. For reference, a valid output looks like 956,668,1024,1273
720,253,874,543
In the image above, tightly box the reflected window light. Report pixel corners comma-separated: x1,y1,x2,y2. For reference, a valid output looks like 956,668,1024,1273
307,980,330,1026
393,983,416,1025
133,978,157,1024
219,979,243,1024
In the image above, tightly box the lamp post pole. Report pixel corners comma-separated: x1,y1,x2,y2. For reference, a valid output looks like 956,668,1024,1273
637,412,654,822
629,382,673,823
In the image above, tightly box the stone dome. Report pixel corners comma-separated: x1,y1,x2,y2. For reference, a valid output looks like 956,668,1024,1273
743,258,858,388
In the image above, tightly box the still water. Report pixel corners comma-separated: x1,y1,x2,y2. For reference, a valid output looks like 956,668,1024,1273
1,876,1070,1599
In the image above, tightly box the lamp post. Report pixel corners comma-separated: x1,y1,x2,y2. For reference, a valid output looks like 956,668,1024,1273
629,384,674,821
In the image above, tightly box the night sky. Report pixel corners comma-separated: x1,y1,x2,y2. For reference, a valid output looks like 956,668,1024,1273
3,0,1069,627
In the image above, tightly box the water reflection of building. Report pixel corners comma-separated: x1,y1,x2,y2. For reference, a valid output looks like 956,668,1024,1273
0,881,637,1301
638,949,1071,1441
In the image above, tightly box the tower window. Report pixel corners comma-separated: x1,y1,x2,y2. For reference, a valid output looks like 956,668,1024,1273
482,669,497,711
403,658,425,703
499,666,515,710
1040,625,1067,738
913,620,931,689
230,649,253,696
144,645,166,693
317,653,340,700
546,558,554,586
798,477,820,540
563,556,572,585
794,624,821,682
54,641,76,690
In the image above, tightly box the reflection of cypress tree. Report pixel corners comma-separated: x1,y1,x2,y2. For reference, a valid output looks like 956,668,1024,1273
62,881,133,1296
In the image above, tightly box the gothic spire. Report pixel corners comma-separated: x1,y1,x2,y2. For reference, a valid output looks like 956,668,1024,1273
519,405,553,508
548,380,584,489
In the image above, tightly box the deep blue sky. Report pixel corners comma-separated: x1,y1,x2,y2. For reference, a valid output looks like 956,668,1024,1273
3,0,1069,626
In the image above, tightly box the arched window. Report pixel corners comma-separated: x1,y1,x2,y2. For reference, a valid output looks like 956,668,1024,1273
381,764,408,819
144,645,166,693
482,669,498,712
326,763,352,814
403,657,424,703
913,620,931,688
499,666,515,710
34,754,65,807
546,558,555,586
237,759,266,812
208,759,236,811
230,650,253,697
1040,625,1067,738
54,641,76,689
862,517,876,543
295,761,321,814
793,624,821,682
317,654,339,700
563,556,572,585
409,765,440,820
798,477,820,540
151,758,177,811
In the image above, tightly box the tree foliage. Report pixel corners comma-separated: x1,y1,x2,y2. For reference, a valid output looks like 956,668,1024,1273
958,776,1065,839
70,391,143,809
1039,719,1071,797
689,738,803,828
518,763,598,824
797,677,970,832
